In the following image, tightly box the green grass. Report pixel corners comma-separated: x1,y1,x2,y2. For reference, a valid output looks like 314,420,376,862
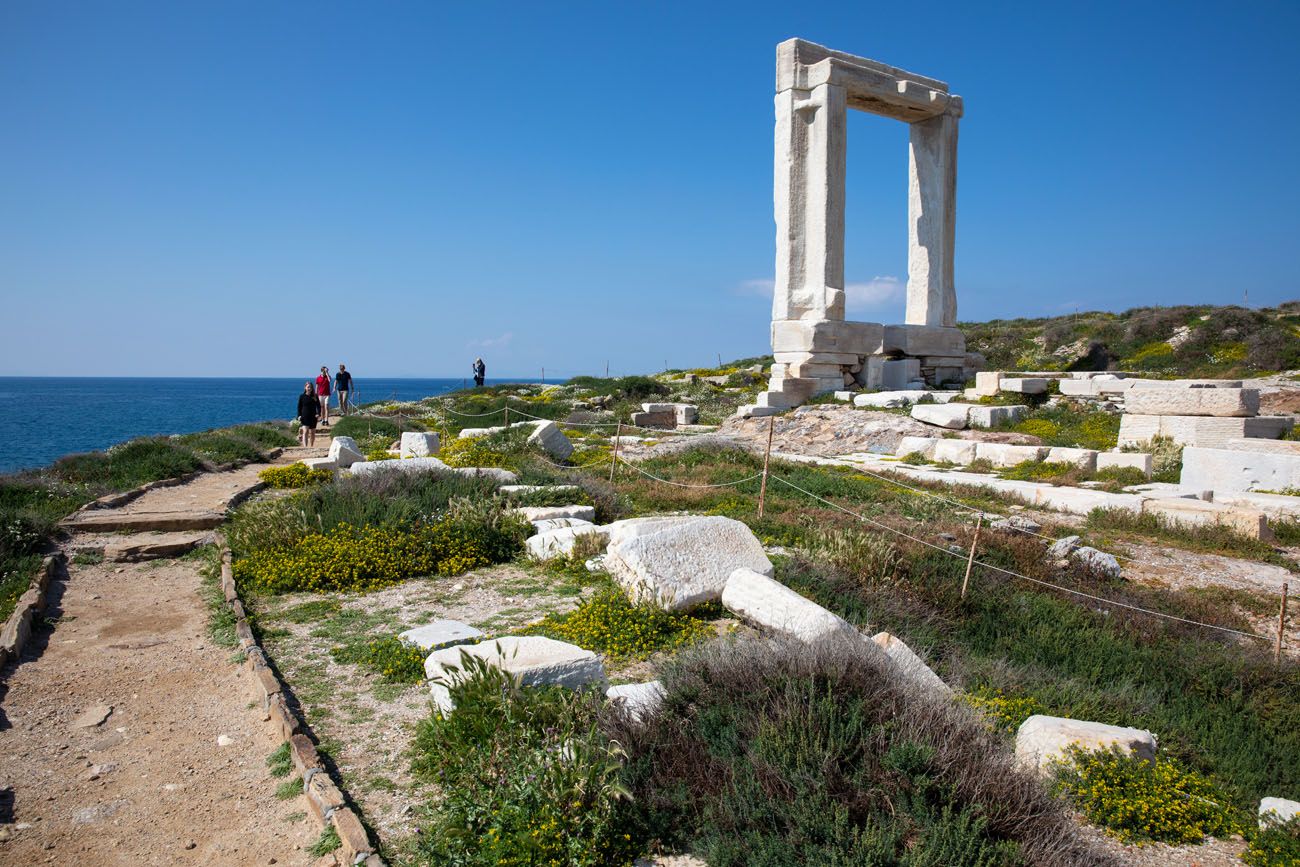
307,826,341,857
267,743,293,778
195,546,238,648
1084,507,1294,568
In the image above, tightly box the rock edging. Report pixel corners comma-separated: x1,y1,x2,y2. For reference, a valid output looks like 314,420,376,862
0,554,62,675
219,547,384,865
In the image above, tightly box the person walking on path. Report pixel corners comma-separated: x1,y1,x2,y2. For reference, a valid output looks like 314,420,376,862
297,381,320,446
472,357,486,388
316,366,333,426
335,363,353,416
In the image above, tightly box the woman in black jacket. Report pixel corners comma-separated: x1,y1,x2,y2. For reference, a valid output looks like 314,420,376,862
297,381,320,446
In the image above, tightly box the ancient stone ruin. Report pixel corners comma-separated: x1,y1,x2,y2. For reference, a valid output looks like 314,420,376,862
745,39,979,418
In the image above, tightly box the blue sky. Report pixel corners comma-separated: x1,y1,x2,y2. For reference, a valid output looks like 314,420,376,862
2,1,1298,378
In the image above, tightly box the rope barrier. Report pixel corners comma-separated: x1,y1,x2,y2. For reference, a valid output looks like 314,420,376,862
768,473,1272,643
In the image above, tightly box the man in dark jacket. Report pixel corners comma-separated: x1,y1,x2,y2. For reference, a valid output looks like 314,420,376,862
472,357,486,387
335,364,354,415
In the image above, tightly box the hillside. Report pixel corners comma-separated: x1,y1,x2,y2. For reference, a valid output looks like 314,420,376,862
961,302,1300,378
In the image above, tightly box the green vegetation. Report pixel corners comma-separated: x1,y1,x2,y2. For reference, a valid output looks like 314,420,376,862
524,586,717,661
978,402,1121,451
961,302,1300,377
611,637,1104,866
410,656,643,867
958,687,1046,734
439,426,532,469
330,635,427,683
267,743,294,778
330,414,425,441
1244,819,1300,866
307,826,341,857
258,463,333,488
1051,747,1243,844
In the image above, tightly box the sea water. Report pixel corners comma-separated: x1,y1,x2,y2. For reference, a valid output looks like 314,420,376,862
0,377,538,474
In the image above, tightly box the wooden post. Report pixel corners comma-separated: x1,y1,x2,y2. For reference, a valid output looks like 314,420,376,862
609,422,622,484
717,352,722,369
541,367,545,384
757,416,775,518
605,360,609,378
961,514,983,600
503,404,509,427
1277,582,1289,665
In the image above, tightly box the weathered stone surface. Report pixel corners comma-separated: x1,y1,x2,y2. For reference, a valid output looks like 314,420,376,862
870,632,950,694
425,636,606,713
1096,452,1153,477
631,410,677,428
606,681,666,722
973,371,1001,397
1015,715,1157,774
771,319,885,355
1072,546,1121,579
883,325,965,357
855,390,958,408
1047,536,1081,559
973,442,1046,467
605,516,773,611
513,505,596,523
910,403,969,429
1259,797,1300,829
895,436,938,459
1222,437,1300,455
1045,447,1098,471
991,515,1043,533
932,439,978,464
722,567,858,644
300,457,337,472
1125,388,1260,418
328,436,365,468
526,525,609,560
999,377,1047,394
1058,379,1098,397
400,432,441,458
530,519,595,532
967,405,1027,428
1181,445,1300,494
1032,485,1143,515
881,359,923,390
399,620,484,651
103,531,214,562
525,420,574,460
1118,414,1293,448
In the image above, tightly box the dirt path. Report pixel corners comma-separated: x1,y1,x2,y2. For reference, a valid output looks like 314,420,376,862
1,455,328,865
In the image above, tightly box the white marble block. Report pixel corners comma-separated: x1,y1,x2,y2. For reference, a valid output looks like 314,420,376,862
400,431,441,458
1015,714,1157,775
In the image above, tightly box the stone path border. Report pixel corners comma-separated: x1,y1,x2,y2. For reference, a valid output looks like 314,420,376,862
219,546,384,865
0,553,62,674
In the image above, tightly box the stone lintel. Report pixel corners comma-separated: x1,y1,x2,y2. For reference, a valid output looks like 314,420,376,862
883,324,966,356
777,38,948,94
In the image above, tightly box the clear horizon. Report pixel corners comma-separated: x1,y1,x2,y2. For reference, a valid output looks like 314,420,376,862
3,0,1298,377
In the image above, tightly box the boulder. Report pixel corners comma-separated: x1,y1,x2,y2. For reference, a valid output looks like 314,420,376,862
1259,797,1300,830
603,515,702,546
458,425,507,439
911,403,970,430
991,515,1043,534
1015,714,1157,774
1071,546,1121,579
328,436,364,468
722,567,859,644
398,619,484,651
299,457,336,472
526,421,573,460
513,505,596,522
526,525,609,560
605,516,773,611
400,432,441,458
870,632,951,694
1047,535,1081,559
606,680,666,722
424,636,606,714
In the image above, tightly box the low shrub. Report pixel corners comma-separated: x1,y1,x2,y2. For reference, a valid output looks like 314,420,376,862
1051,747,1244,845
176,432,265,465
1244,817,1300,866
330,635,427,683
524,587,716,661
234,501,529,594
439,427,530,469
228,424,298,449
330,414,424,441
611,636,1111,866
410,656,644,867
803,523,900,585
1016,418,1060,441
258,464,333,489
51,438,204,489
958,687,1045,734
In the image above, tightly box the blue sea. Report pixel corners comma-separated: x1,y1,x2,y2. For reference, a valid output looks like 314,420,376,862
0,377,539,474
